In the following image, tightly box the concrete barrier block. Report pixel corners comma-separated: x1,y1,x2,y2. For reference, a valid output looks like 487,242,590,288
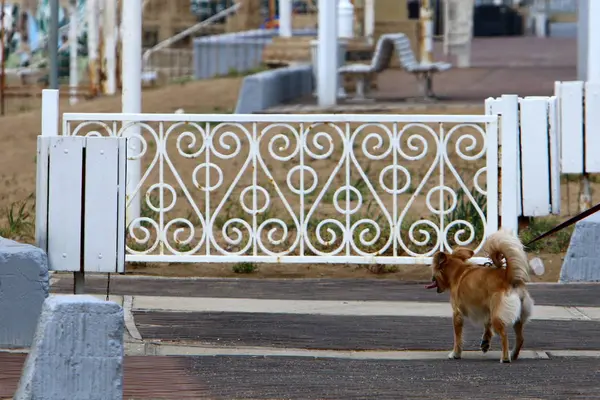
235,64,313,114
14,295,125,400
560,213,600,283
0,237,49,348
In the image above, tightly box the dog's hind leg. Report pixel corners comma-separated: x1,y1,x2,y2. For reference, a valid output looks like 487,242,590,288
512,293,533,361
492,318,511,363
512,321,524,360
480,322,493,353
448,312,464,359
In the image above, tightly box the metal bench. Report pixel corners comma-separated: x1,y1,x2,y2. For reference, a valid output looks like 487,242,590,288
337,34,395,101
392,33,452,100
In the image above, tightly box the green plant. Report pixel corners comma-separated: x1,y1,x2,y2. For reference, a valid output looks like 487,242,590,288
323,168,371,204
367,264,398,274
0,194,35,241
140,194,160,228
444,189,487,247
519,217,573,254
232,262,257,274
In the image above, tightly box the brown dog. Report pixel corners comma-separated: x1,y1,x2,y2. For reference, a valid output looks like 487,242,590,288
426,228,535,363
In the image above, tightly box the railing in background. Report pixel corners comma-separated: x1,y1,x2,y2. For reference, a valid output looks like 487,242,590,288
144,48,195,82
142,2,242,81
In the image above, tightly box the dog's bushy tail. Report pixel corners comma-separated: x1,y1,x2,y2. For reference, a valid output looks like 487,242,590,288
482,228,530,285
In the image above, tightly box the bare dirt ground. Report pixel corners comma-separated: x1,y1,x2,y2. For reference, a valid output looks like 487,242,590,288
0,66,588,283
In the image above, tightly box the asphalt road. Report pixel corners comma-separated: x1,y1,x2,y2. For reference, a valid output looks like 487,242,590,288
134,311,600,351
51,275,600,306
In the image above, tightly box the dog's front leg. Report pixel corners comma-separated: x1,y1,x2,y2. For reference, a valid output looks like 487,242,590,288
448,312,463,359
481,322,493,353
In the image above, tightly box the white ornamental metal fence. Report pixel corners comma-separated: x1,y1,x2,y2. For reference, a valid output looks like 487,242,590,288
36,92,504,271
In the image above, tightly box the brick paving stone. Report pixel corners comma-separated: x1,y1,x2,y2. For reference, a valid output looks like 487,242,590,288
0,353,209,400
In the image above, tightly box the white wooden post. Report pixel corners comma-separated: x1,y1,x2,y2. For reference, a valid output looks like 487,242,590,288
585,82,600,172
364,0,374,45
68,0,78,105
84,137,127,273
104,0,117,95
519,97,551,216
47,136,85,273
317,0,338,107
500,95,520,233
548,96,561,215
578,0,589,80
588,0,600,81
36,89,60,252
278,0,292,38
122,0,142,227
556,81,584,174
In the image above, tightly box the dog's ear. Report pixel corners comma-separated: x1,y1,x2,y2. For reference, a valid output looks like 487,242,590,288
435,251,448,267
453,247,474,261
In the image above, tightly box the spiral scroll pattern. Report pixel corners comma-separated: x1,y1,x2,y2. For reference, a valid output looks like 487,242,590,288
64,116,497,262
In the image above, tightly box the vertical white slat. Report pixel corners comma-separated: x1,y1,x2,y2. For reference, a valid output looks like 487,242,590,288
84,137,121,273
36,89,60,252
499,95,520,233
585,81,600,172
485,97,501,117
35,137,51,253
520,97,551,216
559,81,585,173
116,137,128,273
548,96,562,215
47,137,85,271
486,115,499,235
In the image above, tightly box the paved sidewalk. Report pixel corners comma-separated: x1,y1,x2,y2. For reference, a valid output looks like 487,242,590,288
4,276,600,399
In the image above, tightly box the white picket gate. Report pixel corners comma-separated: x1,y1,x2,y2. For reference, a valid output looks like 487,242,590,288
554,81,600,175
485,94,562,218
36,90,508,272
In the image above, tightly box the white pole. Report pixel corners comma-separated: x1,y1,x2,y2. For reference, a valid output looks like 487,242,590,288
317,0,338,107
278,0,292,37
588,0,600,81
578,0,589,80
337,0,354,39
122,0,142,226
364,0,374,45
68,0,78,105
104,0,117,95
532,0,548,38
420,0,434,64
87,0,99,91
